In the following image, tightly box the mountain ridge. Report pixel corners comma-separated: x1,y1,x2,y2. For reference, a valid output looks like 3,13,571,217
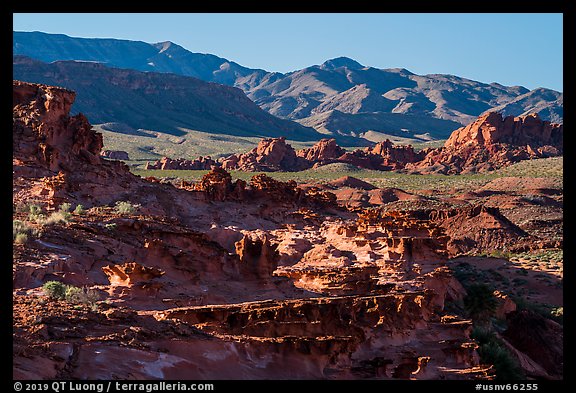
13,31,563,143
12,55,323,142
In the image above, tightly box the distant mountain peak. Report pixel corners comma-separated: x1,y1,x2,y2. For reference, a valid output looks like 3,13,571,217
320,57,364,70
155,41,174,53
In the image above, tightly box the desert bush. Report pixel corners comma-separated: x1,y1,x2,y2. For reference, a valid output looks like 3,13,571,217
13,220,38,243
471,327,524,380
13,220,27,239
59,202,72,212
64,286,83,302
27,203,46,223
23,202,73,226
104,223,117,230
42,281,67,300
513,297,563,325
114,200,140,215
43,211,70,225
464,283,498,324
43,281,102,306
478,341,524,380
517,268,529,276
14,232,28,244
57,203,73,220
73,204,86,215
64,286,101,304
512,278,528,286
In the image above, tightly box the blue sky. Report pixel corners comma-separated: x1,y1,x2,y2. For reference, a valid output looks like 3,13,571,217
13,13,563,91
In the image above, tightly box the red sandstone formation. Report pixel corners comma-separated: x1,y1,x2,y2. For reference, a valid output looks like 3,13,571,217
102,262,165,286
100,150,129,160
430,204,530,256
13,81,103,173
12,81,562,380
296,138,345,163
220,137,425,172
406,112,563,174
446,112,562,149
221,137,309,172
332,187,427,210
145,156,216,170
221,112,562,174
146,112,562,175
502,310,563,379
192,166,245,201
298,138,424,171
363,140,425,170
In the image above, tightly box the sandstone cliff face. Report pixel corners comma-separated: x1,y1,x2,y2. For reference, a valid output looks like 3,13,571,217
445,112,562,149
13,81,103,173
502,310,563,379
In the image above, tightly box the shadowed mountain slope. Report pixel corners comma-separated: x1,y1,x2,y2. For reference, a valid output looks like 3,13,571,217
13,55,321,141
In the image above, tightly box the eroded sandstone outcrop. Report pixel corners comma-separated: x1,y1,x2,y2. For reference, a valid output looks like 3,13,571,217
13,81,103,173
139,112,562,175
145,156,216,170
406,112,563,174
430,205,530,256
502,310,563,379
101,150,129,160
221,137,309,172
14,81,559,380
219,137,426,172
296,138,345,163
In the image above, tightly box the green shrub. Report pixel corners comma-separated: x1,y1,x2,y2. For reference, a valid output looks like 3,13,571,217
13,220,37,243
59,203,72,212
471,326,496,345
104,223,117,230
43,281,101,306
13,220,27,239
23,203,72,226
56,203,73,221
14,233,28,244
511,297,562,325
73,204,86,215
64,286,84,302
517,268,529,276
471,327,524,380
65,286,100,305
42,281,67,300
512,278,528,286
114,201,140,215
551,307,563,324
478,341,524,380
27,203,42,216
27,204,46,223
464,283,498,324
43,211,70,225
